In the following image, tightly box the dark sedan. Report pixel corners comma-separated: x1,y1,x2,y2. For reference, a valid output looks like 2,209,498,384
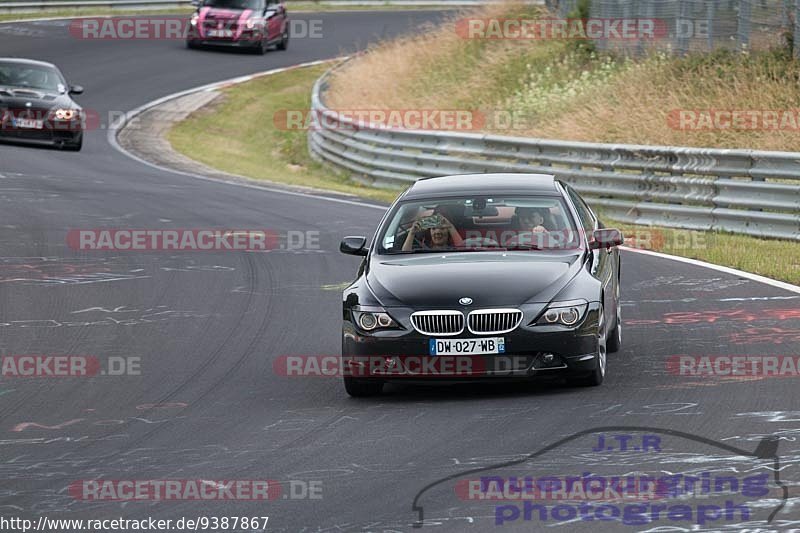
187,0,289,54
339,173,623,396
0,58,84,151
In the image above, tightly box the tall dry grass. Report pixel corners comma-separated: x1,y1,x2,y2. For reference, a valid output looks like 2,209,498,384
527,50,800,150
326,1,560,110
326,0,800,152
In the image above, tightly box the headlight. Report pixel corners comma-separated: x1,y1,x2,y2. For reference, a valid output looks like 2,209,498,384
246,19,255,29
353,308,397,331
535,300,588,327
190,13,199,26
53,109,78,120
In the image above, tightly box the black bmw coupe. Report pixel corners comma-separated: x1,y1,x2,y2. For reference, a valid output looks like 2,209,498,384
339,173,623,396
0,58,85,151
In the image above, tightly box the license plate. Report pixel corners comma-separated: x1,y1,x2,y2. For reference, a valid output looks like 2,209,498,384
14,118,43,129
429,337,505,356
208,29,233,37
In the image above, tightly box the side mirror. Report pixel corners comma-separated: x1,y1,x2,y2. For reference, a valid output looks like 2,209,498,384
340,236,368,256
69,85,84,95
590,228,624,250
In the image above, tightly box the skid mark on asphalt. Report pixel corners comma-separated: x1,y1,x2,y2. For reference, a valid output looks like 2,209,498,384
629,275,752,292
626,308,800,326
0,256,148,286
0,307,214,328
623,295,800,305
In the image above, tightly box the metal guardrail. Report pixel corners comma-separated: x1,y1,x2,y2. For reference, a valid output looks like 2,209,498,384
0,0,191,13
308,67,800,240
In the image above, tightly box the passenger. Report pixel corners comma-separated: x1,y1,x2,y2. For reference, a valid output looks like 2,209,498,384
402,213,464,251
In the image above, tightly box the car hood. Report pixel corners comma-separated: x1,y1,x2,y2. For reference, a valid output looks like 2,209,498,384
366,252,582,308
199,6,253,20
0,87,72,112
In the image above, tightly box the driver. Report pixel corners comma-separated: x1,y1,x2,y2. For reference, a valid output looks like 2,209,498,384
517,207,550,233
402,212,464,251
19,68,48,89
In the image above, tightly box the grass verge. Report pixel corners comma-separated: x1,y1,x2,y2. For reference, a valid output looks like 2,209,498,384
606,219,800,286
167,63,398,203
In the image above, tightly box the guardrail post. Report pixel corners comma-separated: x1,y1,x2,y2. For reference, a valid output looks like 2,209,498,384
737,0,752,51
676,0,690,55
706,0,717,51
637,0,656,56
795,0,800,59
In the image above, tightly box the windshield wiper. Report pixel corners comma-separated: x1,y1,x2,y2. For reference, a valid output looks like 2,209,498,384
504,244,542,250
387,247,518,255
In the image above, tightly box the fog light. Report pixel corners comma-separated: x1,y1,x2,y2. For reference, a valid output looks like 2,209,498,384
533,353,563,369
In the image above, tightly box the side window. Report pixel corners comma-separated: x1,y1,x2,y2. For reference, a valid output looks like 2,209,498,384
565,186,596,236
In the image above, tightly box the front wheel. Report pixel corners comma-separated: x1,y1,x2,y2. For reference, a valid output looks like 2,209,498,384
276,29,288,50
343,376,383,397
607,281,622,353
255,35,268,55
570,307,606,387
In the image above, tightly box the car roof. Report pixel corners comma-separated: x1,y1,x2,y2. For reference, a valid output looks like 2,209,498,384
0,58,58,70
401,173,560,200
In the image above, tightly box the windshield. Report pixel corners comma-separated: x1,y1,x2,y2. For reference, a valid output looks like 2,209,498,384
377,195,581,254
203,0,264,9
0,61,65,92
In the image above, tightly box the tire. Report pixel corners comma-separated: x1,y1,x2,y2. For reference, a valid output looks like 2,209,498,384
62,134,82,152
343,376,383,397
570,307,606,387
276,28,288,50
255,35,268,55
186,40,198,49
607,279,622,353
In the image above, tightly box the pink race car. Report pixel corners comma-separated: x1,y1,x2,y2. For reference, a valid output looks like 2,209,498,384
187,0,289,54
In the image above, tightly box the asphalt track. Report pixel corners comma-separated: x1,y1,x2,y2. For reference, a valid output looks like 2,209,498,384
0,12,799,533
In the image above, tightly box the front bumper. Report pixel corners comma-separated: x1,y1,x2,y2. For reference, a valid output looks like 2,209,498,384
342,304,601,382
0,125,82,146
187,29,264,48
